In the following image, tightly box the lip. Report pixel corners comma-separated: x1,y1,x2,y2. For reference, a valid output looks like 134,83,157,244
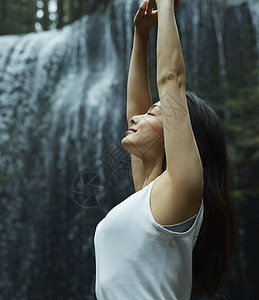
128,128,137,132
125,128,137,135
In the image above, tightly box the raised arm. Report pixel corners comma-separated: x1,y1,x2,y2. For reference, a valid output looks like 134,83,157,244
126,1,158,191
147,0,203,215
126,0,157,125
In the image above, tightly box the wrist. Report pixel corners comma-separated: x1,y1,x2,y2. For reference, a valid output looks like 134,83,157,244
156,0,175,9
134,27,150,41
156,0,174,3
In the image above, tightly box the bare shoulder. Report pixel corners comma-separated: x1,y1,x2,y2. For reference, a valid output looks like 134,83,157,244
150,171,203,226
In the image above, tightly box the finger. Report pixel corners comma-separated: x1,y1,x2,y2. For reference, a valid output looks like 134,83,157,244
150,10,157,15
149,14,158,25
147,0,157,15
138,8,145,18
144,10,157,19
146,0,153,15
151,12,158,22
138,0,148,17
142,0,148,10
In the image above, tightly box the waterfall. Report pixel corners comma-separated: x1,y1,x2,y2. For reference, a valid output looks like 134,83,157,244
248,1,259,72
0,0,258,299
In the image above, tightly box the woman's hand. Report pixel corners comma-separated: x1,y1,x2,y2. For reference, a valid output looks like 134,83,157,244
134,0,158,36
146,0,180,14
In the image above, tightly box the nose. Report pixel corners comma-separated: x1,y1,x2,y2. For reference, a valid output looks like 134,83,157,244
130,115,137,125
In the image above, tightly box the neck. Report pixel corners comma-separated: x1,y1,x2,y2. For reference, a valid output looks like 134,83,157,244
142,156,164,188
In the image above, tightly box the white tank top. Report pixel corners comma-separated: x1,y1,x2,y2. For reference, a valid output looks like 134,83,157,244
94,176,204,300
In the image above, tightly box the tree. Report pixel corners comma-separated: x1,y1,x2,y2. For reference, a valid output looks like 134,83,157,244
0,0,36,35
57,0,64,29
41,0,50,30
0,0,114,35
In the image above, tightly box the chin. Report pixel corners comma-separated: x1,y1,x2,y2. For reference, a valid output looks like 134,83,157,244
121,137,139,157
121,136,130,151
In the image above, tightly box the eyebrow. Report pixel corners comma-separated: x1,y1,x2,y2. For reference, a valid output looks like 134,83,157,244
149,104,161,110
148,104,161,113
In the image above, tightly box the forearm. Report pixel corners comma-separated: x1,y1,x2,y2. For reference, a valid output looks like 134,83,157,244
127,29,152,120
156,0,185,86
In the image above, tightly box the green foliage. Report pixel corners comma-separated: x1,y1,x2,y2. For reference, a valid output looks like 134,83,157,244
0,0,114,35
0,0,36,35
226,84,259,201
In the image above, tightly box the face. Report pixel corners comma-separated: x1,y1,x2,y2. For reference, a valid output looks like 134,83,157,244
121,101,164,160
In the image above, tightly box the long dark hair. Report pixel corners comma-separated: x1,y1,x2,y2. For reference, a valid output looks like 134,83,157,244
162,91,238,298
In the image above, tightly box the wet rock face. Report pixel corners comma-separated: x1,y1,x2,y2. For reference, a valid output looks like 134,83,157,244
225,0,257,6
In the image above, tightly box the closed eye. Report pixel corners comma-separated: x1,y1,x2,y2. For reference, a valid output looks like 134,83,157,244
147,112,154,116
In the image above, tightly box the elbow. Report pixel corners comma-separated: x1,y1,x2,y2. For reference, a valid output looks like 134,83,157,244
157,71,186,88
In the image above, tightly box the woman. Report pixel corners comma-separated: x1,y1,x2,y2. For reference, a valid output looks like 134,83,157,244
94,0,237,299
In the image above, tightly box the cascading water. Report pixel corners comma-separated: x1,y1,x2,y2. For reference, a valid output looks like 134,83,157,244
0,0,258,299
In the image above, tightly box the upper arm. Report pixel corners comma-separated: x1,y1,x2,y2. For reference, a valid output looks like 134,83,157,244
157,78,203,191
